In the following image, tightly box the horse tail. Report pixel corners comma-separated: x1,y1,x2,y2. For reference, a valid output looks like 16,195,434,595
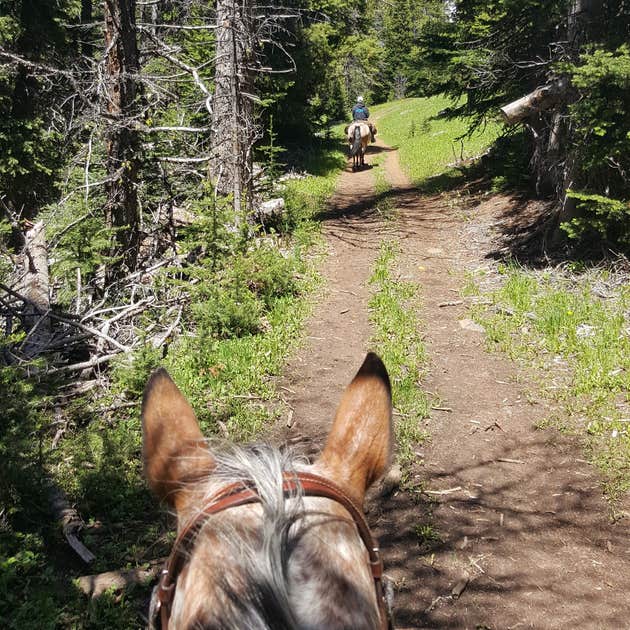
350,125,362,156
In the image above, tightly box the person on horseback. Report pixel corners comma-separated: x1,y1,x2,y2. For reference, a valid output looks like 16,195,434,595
352,96,376,142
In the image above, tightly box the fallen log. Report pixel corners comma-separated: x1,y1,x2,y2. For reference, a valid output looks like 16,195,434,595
500,77,570,125
254,197,286,224
76,558,166,598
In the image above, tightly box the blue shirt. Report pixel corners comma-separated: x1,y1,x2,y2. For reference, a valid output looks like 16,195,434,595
352,104,370,120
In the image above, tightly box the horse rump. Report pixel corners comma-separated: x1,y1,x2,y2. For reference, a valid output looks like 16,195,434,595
350,124,362,157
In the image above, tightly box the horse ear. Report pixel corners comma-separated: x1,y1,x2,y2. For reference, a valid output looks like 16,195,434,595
314,353,393,506
141,369,214,513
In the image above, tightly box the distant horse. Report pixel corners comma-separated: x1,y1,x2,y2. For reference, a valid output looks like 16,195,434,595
347,122,371,170
143,353,394,629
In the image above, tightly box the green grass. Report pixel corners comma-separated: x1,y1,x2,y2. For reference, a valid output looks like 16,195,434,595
414,523,442,551
368,241,430,473
470,264,630,505
371,96,500,186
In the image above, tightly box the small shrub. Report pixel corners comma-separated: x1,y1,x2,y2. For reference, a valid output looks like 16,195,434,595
192,285,263,339
238,243,301,307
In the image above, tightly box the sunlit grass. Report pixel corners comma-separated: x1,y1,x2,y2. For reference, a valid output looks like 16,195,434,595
372,96,500,185
369,240,430,472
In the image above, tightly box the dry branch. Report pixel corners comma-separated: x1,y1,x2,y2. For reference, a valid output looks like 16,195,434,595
48,484,95,564
46,352,121,375
49,312,131,352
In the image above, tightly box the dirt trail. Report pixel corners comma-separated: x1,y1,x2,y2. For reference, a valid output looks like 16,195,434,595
274,143,395,454
276,142,630,629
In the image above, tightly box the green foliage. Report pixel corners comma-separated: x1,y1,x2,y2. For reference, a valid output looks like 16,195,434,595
563,192,630,244
0,364,48,535
0,137,344,627
415,0,565,121
1,533,59,629
257,114,285,186
377,0,446,100
414,523,442,550
339,34,387,103
559,46,630,246
0,0,80,220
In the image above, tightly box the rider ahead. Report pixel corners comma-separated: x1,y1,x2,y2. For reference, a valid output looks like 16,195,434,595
352,96,376,142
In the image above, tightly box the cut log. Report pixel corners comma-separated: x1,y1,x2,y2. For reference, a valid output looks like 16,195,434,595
499,78,570,125
76,558,166,598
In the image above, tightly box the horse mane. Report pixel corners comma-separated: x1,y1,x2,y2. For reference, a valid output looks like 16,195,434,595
164,443,381,630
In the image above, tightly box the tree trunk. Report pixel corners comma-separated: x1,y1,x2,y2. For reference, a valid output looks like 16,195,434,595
209,0,256,223
103,0,141,274
553,0,603,234
499,78,569,126
81,0,94,58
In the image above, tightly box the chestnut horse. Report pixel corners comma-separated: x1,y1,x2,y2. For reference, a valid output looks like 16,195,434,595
347,122,371,170
142,353,394,629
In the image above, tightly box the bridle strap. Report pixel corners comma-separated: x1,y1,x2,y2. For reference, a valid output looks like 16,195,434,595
153,471,390,630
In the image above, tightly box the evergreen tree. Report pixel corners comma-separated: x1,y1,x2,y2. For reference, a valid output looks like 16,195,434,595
416,0,630,246
0,0,79,224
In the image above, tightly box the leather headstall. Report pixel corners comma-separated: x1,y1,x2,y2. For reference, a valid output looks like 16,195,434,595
149,471,391,630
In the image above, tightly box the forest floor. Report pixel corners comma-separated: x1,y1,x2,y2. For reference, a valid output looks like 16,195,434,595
272,139,630,629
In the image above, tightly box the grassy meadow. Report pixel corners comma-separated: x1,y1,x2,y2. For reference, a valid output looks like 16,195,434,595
371,96,501,184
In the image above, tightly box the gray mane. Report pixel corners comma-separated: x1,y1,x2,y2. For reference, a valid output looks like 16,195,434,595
188,443,310,630
160,443,381,630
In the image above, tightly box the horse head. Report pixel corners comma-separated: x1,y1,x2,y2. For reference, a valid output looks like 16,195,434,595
142,353,393,629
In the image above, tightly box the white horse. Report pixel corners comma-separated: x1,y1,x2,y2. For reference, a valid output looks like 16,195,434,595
347,122,371,170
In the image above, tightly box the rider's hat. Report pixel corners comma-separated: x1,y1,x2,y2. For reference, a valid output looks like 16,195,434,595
356,95,364,104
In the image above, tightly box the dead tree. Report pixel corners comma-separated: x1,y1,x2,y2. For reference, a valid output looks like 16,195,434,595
499,78,569,125
14,221,53,359
103,0,141,275
209,0,257,223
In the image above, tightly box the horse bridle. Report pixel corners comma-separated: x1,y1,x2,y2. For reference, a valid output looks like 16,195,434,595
149,471,392,630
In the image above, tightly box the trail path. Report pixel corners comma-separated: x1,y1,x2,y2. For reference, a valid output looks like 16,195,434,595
276,141,630,629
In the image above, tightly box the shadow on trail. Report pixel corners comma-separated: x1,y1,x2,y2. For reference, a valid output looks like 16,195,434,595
483,195,559,267
321,145,610,270
367,144,399,154
374,434,626,629
316,177,417,224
